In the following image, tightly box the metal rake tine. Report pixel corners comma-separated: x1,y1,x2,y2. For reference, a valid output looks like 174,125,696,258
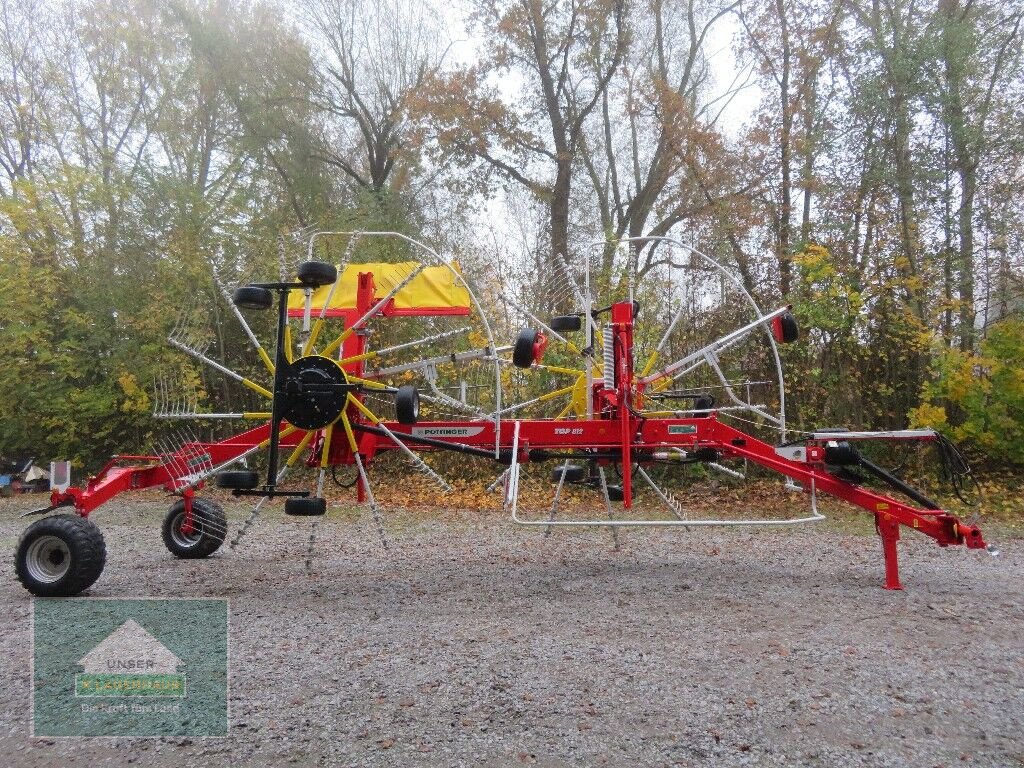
172,380,184,418
173,296,198,339
168,309,186,344
182,428,201,462
167,437,189,481
212,258,249,291
181,428,211,475
169,309,198,351
305,518,321,573
486,468,510,493
278,233,288,281
172,430,196,477
556,252,587,306
163,379,175,417
190,427,213,474
181,333,199,356
167,378,177,417
230,466,290,550
596,465,621,551
189,326,213,357
304,469,328,573
354,453,388,550
210,259,227,288
186,505,229,539
545,459,571,537
157,438,184,481
213,264,275,374
179,383,191,417
155,437,171,467
189,506,229,539
173,428,190,456
636,466,689,528
169,296,214,357
158,377,168,417
167,334,269,397
374,420,452,492
152,377,165,418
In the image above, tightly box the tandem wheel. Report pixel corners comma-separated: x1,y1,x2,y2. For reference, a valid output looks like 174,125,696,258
15,514,107,597
162,498,227,559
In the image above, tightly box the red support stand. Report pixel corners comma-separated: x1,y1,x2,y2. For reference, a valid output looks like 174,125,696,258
877,513,903,590
612,302,635,509
180,488,195,536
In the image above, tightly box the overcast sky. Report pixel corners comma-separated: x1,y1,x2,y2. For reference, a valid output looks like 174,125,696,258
438,1,762,139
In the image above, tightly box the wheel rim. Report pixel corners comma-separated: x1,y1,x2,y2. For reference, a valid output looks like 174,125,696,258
25,535,71,583
170,512,203,548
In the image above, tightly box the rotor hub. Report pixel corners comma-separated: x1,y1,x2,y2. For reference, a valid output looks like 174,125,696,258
277,355,354,430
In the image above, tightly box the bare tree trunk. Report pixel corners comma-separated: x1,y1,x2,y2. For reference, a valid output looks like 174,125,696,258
547,159,573,311
799,80,817,244
937,0,1023,349
776,0,793,297
941,127,955,344
892,99,926,323
939,0,976,350
956,171,976,349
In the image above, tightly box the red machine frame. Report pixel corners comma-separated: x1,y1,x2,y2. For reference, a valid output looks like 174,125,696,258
45,271,989,592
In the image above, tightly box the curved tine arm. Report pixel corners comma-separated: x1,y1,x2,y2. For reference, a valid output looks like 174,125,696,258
703,351,781,426
639,305,791,387
213,269,275,375
596,235,789,440
167,338,273,399
303,230,503,455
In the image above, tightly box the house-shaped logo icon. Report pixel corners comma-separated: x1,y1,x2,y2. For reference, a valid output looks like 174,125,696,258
75,619,186,697
79,620,183,674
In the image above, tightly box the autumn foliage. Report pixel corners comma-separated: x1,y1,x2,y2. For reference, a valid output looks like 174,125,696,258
0,0,1022,473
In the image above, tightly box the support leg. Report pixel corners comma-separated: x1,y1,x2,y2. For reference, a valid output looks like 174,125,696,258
180,488,195,536
877,514,903,591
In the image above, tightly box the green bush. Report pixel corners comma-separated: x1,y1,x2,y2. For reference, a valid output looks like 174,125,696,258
910,319,1024,465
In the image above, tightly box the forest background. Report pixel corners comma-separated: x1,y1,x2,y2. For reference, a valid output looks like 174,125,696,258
0,0,1021,484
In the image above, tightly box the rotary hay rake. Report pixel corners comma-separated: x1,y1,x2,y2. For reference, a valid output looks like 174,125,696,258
14,231,995,597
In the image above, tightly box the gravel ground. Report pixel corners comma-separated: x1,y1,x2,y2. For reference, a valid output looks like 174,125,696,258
0,494,1021,767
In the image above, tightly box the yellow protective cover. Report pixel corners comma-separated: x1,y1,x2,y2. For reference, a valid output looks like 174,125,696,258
287,261,471,315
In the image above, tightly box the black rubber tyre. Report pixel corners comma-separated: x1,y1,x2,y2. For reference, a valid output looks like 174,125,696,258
285,497,327,517
605,484,624,502
15,514,106,597
775,311,799,343
513,328,539,368
297,261,338,288
549,315,582,333
396,384,419,424
215,470,260,490
232,286,273,310
161,498,226,559
691,395,715,418
551,464,587,484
